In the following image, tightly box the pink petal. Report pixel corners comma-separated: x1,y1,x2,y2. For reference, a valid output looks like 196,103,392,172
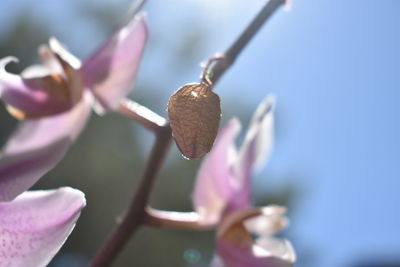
192,118,241,225
216,207,295,267
82,12,148,114
0,187,86,267
233,95,275,208
0,140,69,203
0,93,92,201
0,57,72,119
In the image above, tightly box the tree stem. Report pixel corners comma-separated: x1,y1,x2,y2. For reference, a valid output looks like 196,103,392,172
144,207,214,230
118,99,167,132
210,0,286,86
90,125,172,267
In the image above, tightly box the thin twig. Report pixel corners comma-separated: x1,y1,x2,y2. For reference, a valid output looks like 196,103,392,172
200,54,225,86
144,207,214,230
209,0,286,86
118,98,168,131
90,125,172,267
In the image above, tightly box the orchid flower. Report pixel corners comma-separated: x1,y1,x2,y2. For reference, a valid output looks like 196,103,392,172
0,11,147,201
0,187,86,267
193,96,296,267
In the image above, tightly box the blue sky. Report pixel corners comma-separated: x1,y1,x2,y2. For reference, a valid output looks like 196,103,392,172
1,0,400,266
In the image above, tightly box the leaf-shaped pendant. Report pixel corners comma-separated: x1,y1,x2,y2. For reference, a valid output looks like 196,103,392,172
168,83,221,159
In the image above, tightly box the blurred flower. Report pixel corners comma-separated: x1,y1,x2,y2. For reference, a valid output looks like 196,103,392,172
0,187,86,267
193,96,295,267
0,11,147,201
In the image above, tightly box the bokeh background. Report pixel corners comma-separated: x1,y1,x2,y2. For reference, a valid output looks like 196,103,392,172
1,0,400,266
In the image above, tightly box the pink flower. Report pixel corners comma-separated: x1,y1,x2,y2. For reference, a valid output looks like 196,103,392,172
0,11,147,201
193,96,296,267
0,187,86,267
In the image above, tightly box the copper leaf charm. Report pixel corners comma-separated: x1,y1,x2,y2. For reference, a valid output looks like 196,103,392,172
168,83,221,159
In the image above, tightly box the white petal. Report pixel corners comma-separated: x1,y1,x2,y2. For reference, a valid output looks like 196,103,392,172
254,237,296,265
244,206,288,236
237,95,276,179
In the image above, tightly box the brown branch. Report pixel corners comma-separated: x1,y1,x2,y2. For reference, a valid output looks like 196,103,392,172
210,0,286,86
118,98,167,132
90,125,172,267
144,207,214,230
